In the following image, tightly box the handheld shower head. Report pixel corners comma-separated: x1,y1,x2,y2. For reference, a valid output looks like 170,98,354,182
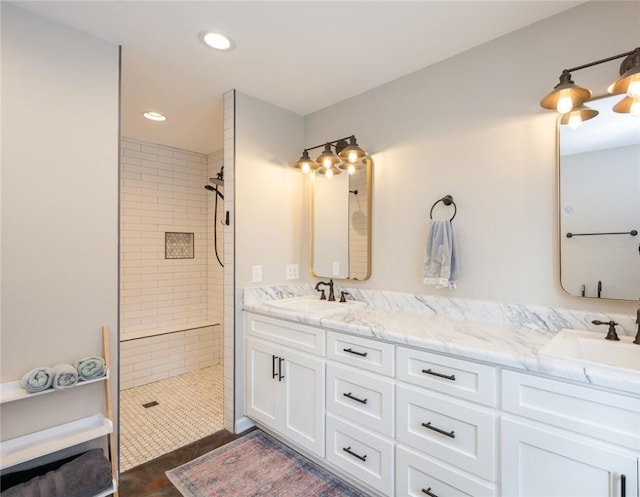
204,184,224,199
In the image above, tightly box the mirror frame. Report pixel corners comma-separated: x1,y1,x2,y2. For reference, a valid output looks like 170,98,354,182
310,156,373,280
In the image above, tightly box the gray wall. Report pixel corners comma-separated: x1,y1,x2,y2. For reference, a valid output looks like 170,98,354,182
1,3,119,447
302,1,638,313
234,91,304,426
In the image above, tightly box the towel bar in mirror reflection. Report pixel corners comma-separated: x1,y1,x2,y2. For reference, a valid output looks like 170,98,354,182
559,94,640,301
311,157,372,280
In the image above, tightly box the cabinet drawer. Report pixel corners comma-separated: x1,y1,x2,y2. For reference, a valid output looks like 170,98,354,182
396,445,495,497
327,331,394,376
327,363,395,437
502,369,640,451
396,385,496,481
397,347,496,406
245,313,325,356
326,413,394,496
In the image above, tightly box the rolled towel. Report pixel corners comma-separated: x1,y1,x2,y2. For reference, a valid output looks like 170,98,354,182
0,448,112,497
20,367,54,393
74,356,106,381
51,363,78,390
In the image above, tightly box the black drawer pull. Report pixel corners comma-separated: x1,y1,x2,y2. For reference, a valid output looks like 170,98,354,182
343,348,368,357
621,474,626,497
421,368,456,381
272,355,278,379
278,357,285,382
422,488,439,497
342,446,367,462
421,422,455,439
343,392,368,405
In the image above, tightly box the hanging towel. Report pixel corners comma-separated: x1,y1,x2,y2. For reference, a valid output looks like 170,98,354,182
51,363,79,390
423,219,459,289
74,356,106,381
20,367,55,393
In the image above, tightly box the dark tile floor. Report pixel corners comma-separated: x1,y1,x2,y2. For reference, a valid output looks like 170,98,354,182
118,429,240,497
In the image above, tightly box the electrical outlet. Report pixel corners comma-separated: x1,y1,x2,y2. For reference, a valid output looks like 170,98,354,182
332,262,340,276
251,265,262,283
286,264,299,280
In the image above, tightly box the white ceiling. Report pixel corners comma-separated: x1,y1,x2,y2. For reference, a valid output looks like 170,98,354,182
14,1,584,154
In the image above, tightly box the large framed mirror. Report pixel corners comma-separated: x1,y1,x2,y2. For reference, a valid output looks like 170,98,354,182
559,94,640,300
311,157,372,280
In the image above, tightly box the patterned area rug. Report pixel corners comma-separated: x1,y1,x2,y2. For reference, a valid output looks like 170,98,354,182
166,430,368,497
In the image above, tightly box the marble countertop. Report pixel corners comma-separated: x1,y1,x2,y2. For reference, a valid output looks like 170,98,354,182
243,298,640,397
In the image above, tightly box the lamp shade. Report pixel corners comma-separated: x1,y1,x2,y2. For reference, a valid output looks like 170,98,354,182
316,165,342,177
608,50,640,98
293,150,318,173
559,105,599,128
612,96,640,116
338,136,367,164
540,71,591,112
315,143,342,168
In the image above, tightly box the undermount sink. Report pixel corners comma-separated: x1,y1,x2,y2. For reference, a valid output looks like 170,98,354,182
264,296,365,316
538,329,640,375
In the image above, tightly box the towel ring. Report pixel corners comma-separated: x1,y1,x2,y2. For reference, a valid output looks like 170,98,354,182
429,195,457,221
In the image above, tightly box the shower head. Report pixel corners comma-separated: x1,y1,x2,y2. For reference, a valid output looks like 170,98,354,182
209,166,224,187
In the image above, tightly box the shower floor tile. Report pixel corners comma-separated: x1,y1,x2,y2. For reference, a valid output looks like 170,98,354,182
120,364,224,472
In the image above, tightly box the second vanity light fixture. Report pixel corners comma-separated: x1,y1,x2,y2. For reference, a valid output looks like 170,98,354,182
293,135,367,177
540,47,640,128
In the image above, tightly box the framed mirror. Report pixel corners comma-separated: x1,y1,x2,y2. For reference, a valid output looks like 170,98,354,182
559,94,640,300
311,157,372,280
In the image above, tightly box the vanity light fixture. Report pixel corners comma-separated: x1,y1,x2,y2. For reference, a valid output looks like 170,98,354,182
540,47,640,126
142,111,167,122
292,135,368,177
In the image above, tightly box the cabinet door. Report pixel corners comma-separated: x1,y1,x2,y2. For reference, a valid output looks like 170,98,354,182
245,338,280,429
502,417,638,497
281,348,325,456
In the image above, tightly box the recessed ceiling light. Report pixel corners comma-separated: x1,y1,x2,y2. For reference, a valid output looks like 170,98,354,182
143,111,167,122
199,31,232,51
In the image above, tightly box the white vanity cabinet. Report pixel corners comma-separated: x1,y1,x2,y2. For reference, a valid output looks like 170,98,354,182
245,314,325,457
243,309,640,497
501,370,640,497
395,346,498,496
325,331,396,496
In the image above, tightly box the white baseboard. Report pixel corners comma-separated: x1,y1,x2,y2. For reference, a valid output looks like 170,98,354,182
234,416,255,434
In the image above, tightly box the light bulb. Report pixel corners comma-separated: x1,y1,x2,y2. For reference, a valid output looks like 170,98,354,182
557,93,573,113
631,99,640,117
347,164,356,175
568,112,582,130
301,163,310,174
323,158,332,168
348,151,358,163
627,77,640,98
325,169,333,179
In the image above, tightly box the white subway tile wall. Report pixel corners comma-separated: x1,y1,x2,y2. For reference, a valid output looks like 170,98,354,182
120,137,224,388
207,149,224,327
119,326,219,389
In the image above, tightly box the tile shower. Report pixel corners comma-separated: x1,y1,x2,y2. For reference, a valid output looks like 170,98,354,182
119,137,225,469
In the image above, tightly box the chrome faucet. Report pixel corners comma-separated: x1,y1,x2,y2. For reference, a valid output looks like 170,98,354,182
314,279,335,301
